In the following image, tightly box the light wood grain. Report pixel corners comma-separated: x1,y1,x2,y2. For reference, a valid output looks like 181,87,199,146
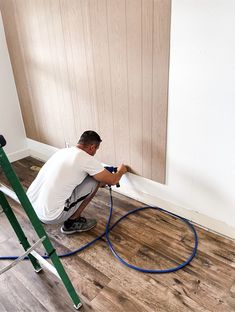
142,0,154,179
106,0,130,165
126,0,143,174
152,0,171,182
86,0,116,164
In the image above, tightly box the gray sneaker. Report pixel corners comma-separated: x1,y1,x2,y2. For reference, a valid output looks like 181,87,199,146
61,217,97,234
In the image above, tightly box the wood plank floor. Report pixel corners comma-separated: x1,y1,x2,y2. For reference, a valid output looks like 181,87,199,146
0,157,235,311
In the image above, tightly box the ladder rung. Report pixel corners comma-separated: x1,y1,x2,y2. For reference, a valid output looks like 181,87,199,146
0,236,46,275
30,250,60,279
0,183,61,279
0,184,20,204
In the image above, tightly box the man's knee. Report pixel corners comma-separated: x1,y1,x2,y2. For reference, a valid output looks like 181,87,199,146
88,178,99,195
82,176,98,195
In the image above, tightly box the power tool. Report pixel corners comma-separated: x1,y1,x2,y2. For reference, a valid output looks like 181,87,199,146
104,166,120,187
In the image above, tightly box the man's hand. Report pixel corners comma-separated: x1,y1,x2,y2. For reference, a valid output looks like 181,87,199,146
94,164,128,186
117,164,127,175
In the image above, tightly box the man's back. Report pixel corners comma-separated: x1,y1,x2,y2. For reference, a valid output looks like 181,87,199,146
27,147,103,222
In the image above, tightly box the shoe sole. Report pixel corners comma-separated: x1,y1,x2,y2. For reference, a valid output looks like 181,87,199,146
60,223,97,235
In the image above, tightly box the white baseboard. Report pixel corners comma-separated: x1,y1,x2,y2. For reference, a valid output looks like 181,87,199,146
7,148,30,163
27,138,58,162
15,138,234,240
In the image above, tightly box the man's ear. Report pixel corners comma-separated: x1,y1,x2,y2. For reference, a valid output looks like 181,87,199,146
90,144,97,154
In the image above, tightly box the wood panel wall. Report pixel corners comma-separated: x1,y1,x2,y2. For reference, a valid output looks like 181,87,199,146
0,0,171,183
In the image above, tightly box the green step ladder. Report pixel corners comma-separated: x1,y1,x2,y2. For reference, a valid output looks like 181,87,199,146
0,135,82,310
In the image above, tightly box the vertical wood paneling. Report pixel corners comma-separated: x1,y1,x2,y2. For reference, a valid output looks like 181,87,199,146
81,0,99,133
26,0,51,143
0,0,171,184
152,0,171,182
126,0,142,174
14,0,48,143
86,0,115,164
107,0,130,165
60,0,93,137
60,0,88,145
14,0,65,147
32,0,65,147
142,0,154,179
47,0,77,146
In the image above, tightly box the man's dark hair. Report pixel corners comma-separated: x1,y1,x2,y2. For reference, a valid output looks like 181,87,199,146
78,130,102,146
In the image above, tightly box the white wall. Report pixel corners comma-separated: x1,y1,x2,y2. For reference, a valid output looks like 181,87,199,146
0,12,27,160
167,0,235,226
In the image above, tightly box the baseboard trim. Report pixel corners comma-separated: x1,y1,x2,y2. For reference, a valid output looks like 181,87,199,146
25,138,235,240
27,138,58,162
7,148,30,163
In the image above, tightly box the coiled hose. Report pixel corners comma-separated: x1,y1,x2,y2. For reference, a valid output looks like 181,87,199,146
0,187,198,273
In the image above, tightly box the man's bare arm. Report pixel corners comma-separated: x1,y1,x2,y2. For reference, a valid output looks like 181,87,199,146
93,164,127,185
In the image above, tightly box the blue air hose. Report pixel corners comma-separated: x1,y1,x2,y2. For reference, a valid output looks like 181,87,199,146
0,187,198,273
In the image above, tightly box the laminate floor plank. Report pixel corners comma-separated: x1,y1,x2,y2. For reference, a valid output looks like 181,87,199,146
0,269,48,312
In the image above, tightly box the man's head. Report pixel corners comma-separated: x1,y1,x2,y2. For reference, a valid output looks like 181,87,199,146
77,130,102,156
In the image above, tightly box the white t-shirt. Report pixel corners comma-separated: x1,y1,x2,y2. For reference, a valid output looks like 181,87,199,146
27,147,104,222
